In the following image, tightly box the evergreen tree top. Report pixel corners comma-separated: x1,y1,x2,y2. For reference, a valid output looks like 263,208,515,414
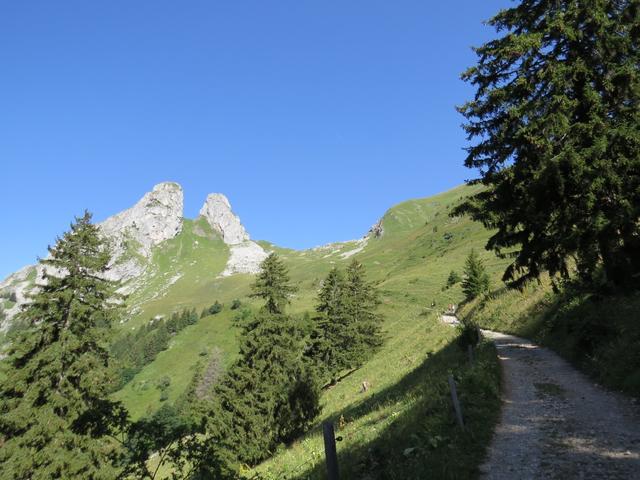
457,0,640,288
316,267,345,315
251,253,297,315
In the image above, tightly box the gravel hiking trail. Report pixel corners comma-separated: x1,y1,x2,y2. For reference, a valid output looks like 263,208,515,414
479,330,640,479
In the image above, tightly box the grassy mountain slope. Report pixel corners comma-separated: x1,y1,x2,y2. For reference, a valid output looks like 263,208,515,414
117,184,511,478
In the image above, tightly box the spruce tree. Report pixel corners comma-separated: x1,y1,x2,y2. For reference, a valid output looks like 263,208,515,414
0,212,126,480
251,252,297,314
308,268,351,384
343,260,383,365
462,250,491,300
456,0,640,288
211,253,320,466
446,270,462,289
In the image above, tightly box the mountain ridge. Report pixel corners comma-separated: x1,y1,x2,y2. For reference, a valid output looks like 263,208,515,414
0,181,388,333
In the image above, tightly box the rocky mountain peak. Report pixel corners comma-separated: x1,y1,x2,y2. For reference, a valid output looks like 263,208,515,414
100,181,184,254
97,182,184,284
199,193,249,245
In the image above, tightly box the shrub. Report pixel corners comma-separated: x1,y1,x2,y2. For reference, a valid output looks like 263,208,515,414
456,320,481,351
230,299,242,310
446,270,462,288
157,376,171,391
208,301,223,315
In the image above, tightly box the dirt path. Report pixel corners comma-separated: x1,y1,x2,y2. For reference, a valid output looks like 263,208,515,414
479,330,640,479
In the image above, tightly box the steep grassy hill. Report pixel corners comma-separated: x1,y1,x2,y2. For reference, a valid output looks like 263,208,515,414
113,184,511,478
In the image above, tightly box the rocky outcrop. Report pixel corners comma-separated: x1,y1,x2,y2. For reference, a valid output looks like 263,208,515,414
0,265,37,331
100,182,184,255
99,182,184,281
221,241,269,276
199,194,249,245
368,219,384,238
198,193,268,275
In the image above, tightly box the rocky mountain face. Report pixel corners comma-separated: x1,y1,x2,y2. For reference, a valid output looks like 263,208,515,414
100,182,184,282
0,266,36,326
0,182,268,331
199,193,267,276
199,194,249,245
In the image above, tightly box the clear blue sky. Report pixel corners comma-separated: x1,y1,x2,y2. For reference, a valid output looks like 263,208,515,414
1,0,510,279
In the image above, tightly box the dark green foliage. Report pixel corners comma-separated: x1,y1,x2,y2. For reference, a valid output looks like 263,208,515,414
343,260,384,363
456,320,482,351
120,403,234,479
111,308,198,388
208,301,223,315
308,268,351,383
456,0,640,289
230,299,242,310
0,212,127,479
207,253,320,466
462,250,490,300
308,262,384,385
157,376,171,391
446,270,462,288
251,252,297,314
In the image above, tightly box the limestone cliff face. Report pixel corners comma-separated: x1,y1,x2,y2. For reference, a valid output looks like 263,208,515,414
199,193,249,245
0,265,37,330
99,182,184,282
101,182,184,256
198,193,267,275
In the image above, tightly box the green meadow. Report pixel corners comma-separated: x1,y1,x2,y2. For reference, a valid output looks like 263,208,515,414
114,184,509,478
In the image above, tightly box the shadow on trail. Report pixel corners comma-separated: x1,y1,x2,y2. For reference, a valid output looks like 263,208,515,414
288,339,501,480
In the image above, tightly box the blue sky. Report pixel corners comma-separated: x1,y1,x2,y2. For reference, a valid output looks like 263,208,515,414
1,0,510,279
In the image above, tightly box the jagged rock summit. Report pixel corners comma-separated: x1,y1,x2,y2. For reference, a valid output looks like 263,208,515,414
0,182,270,330
198,193,268,276
101,181,184,254
99,181,184,282
199,193,249,245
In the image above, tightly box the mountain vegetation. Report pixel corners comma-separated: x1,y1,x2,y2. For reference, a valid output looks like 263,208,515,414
456,0,640,290
0,213,127,479
307,261,383,386
2,1,639,478
452,0,640,405
461,250,491,301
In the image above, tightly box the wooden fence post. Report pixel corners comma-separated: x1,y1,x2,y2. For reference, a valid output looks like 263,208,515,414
323,421,340,480
448,374,465,429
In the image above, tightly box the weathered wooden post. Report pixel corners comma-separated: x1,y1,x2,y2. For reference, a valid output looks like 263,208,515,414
448,374,465,429
322,421,340,480
467,344,474,364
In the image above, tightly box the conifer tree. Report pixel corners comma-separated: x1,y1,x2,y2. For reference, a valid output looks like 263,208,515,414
251,252,297,314
456,0,640,288
0,212,126,480
308,267,351,384
446,270,462,289
211,253,320,466
343,260,383,365
462,250,491,300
